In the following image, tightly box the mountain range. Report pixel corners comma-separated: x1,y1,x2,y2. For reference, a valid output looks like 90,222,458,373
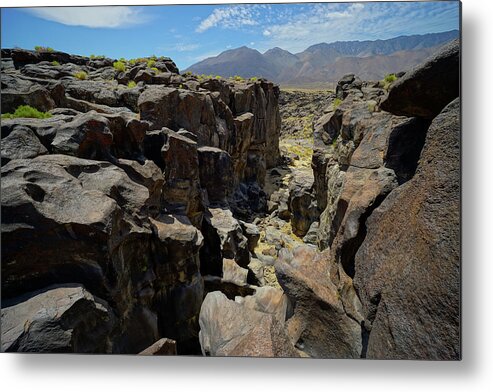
186,30,459,87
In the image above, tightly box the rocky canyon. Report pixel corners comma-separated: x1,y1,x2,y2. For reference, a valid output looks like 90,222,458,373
0,39,460,359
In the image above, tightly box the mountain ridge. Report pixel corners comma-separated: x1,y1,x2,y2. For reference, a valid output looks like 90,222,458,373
186,30,459,86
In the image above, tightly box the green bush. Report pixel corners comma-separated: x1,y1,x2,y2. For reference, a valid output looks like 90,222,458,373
74,71,88,80
127,81,137,88
215,75,222,80
333,98,343,109
1,105,52,120
233,75,244,82
179,84,184,89
51,60,60,66
113,61,126,72
147,59,156,68
384,73,397,84
150,67,160,74
382,73,397,90
34,46,55,53
250,76,258,82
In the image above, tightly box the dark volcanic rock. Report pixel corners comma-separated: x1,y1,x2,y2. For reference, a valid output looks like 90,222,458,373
275,246,362,358
200,207,250,276
161,130,203,227
1,73,57,113
0,47,283,355
288,171,318,237
149,214,204,347
1,284,114,353
198,146,234,205
380,39,460,119
51,111,113,159
1,125,48,164
353,98,460,359
1,154,162,301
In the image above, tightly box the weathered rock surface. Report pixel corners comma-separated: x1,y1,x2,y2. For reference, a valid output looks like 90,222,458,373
198,290,298,357
1,125,48,164
275,246,362,358
380,39,460,119
288,170,318,237
353,98,460,360
138,338,177,356
200,207,250,276
1,284,114,353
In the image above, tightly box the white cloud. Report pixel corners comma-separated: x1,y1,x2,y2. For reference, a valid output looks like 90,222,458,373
259,2,460,53
26,6,148,28
196,5,259,33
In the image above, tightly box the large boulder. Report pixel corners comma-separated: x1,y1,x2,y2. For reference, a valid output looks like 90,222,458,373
149,214,204,347
353,98,460,359
51,111,113,159
200,207,250,276
288,170,318,237
1,284,114,353
1,155,158,299
1,125,48,164
275,246,362,358
1,73,57,113
380,39,460,119
160,130,203,226
198,291,298,357
198,146,234,205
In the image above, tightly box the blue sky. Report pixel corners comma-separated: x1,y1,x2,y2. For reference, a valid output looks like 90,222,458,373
1,2,460,70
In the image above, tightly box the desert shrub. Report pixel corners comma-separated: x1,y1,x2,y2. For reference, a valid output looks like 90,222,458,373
74,71,88,80
183,71,192,77
215,75,222,80
333,98,343,108
233,75,244,82
382,73,397,90
384,73,397,84
1,105,52,120
113,61,126,72
128,59,137,66
127,81,137,88
51,60,60,66
250,76,258,82
368,101,377,113
74,71,87,80
34,46,55,53
147,59,156,68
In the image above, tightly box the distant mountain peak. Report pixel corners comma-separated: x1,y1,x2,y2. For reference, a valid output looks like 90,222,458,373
186,30,459,86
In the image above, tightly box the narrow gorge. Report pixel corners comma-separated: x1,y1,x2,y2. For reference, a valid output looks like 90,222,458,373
1,39,460,359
